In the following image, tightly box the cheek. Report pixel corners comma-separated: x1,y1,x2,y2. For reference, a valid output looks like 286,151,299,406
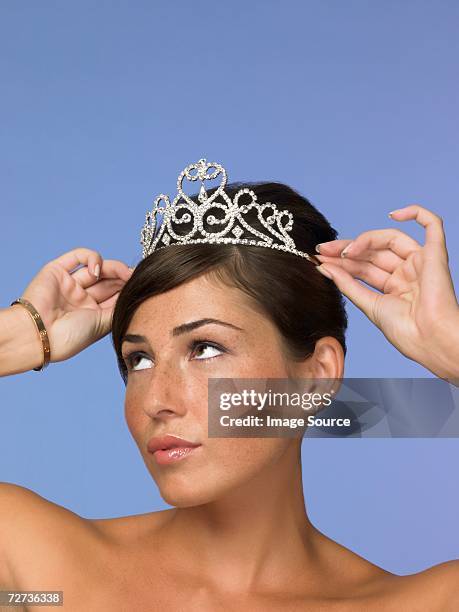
125,405,140,440
231,347,290,378
227,437,288,465
204,438,290,487
124,388,146,439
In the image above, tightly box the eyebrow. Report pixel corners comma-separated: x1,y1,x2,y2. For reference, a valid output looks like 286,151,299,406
121,318,244,346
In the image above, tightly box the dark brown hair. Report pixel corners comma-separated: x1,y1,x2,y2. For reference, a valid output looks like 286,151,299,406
111,181,347,384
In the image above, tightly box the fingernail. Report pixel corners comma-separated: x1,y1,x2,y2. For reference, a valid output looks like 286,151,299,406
316,265,333,280
315,243,322,253
341,242,353,258
388,210,399,217
94,264,100,279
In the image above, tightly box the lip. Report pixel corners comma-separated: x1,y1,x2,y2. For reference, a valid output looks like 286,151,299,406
147,434,202,466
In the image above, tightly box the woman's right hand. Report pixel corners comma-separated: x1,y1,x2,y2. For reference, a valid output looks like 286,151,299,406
13,247,133,364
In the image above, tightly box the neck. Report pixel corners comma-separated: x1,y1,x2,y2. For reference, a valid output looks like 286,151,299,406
158,441,321,593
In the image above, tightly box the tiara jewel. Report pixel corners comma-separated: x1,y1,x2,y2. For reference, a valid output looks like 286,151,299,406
140,158,319,263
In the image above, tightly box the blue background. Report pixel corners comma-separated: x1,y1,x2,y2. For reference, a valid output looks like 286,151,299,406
1,0,458,575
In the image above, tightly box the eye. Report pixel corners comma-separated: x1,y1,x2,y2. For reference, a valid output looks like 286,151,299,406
122,340,226,373
190,340,225,361
123,352,153,372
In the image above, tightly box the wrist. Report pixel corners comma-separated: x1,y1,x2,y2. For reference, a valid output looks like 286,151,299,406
0,305,44,375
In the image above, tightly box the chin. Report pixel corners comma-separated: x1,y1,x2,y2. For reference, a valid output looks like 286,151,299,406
151,466,238,507
158,481,219,508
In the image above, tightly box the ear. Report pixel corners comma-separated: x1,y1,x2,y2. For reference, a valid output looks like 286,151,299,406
290,336,344,387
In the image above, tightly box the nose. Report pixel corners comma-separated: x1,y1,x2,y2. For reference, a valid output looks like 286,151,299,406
141,361,187,420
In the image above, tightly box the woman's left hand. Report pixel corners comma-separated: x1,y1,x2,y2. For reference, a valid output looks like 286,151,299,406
314,204,459,384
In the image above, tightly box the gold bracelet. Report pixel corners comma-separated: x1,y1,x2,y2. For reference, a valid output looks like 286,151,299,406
10,298,51,372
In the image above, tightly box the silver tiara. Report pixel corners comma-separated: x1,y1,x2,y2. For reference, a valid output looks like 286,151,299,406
140,158,320,264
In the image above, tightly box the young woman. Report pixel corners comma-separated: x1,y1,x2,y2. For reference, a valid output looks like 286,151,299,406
1,179,458,611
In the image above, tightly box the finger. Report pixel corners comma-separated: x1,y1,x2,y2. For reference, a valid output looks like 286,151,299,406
389,204,447,252
316,258,390,293
72,259,133,289
103,259,133,282
315,239,353,255
318,229,420,262
315,249,402,275
85,279,126,303
316,263,380,325
98,293,121,334
99,291,121,310
71,266,100,289
390,206,455,310
97,307,114,339
342,228,421,260
49,247,103,279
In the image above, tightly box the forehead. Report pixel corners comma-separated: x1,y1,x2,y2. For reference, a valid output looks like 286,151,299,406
126,274,258,331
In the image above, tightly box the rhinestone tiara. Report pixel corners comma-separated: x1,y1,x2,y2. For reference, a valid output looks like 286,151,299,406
140,158,320,264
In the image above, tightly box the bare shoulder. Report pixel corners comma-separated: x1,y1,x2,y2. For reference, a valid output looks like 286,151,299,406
314,530,459,610
0,482,94,588
0,481,83,518
0,481,87,533
403,560,459,610
362,559,459,611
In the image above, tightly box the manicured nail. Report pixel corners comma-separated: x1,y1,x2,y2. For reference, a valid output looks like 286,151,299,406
316,265,333,280
388,210,399,218
315,243,322,253
94,264,100,279
341,242,353,258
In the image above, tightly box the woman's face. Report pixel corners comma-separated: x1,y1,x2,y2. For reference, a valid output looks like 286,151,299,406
121,273,303,507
